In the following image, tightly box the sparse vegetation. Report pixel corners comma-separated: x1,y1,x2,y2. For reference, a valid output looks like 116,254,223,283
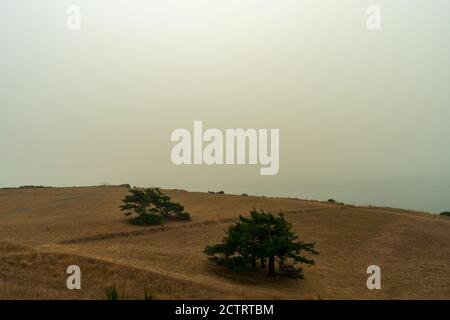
105,285,120,300
104,284,154,300
204,209,318,278
18,185,50,189
120,188,191,225
440,211,450,217
208,190,225,195
144,287,154,300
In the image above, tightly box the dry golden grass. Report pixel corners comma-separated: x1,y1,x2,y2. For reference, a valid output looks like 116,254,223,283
0,186,449,299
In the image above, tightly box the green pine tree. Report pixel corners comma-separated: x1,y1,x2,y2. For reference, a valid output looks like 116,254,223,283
120,188,190,225
204,209,318,277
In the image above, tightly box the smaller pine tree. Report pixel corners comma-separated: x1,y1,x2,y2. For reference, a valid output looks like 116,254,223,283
120,188,190,225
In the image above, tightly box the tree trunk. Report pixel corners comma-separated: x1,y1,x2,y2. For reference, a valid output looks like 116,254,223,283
278,256,285,272
260,258,266,269
268,256,275,276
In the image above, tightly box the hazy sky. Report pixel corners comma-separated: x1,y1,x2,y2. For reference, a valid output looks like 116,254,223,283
1,1,449,208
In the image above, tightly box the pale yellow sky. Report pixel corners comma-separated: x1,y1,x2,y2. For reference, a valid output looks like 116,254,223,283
1,1,449,211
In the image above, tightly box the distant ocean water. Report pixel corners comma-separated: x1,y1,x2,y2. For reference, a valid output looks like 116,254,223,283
194,183,450,214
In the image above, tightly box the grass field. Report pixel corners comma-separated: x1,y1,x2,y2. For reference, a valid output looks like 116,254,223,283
0,186,449,299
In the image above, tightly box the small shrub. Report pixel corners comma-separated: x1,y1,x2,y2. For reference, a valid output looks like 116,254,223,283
144,288,154,300
327,199,336,203
105,285,120,300
440,211,450,217
217,191,225,194
241,193,249,196
208,191,216,194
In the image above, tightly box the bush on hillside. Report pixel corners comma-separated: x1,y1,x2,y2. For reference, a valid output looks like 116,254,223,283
120,188,190,225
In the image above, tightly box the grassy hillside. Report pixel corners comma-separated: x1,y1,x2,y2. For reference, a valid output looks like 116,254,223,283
0,186,449,299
